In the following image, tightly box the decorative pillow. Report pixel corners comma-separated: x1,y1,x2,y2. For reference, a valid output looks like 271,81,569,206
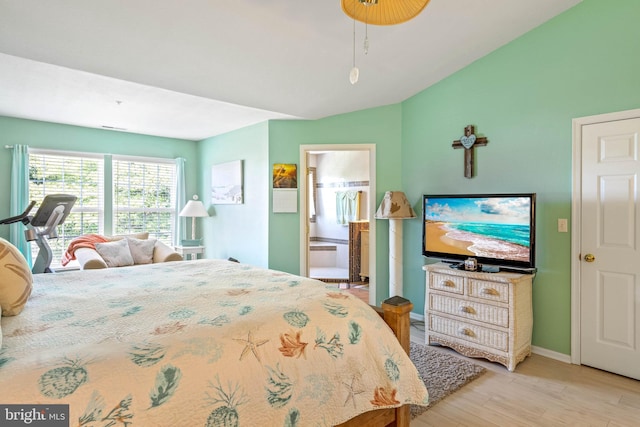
127,238,156,265
0,237,33,316
95,238,134,268
108,232,149,242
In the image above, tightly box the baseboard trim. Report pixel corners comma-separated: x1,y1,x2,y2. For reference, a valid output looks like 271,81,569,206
410,312,425,322
531,345,572,364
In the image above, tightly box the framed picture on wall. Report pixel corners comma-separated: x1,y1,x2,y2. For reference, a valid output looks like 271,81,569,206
272,163,297,188
211,160,243,204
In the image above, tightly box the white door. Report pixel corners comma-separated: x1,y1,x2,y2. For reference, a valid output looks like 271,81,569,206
580,118,640,380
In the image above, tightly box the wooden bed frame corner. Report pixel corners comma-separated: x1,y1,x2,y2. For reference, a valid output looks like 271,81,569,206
335,296,414,427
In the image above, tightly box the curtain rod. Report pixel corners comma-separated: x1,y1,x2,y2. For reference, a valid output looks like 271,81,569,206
4,146,183,165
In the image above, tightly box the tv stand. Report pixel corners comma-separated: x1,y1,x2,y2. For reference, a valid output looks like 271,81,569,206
423,263,534,371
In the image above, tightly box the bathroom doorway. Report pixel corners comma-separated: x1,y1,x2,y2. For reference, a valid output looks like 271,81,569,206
299,144,376,305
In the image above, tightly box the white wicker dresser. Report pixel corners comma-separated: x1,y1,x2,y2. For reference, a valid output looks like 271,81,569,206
423,263,534,371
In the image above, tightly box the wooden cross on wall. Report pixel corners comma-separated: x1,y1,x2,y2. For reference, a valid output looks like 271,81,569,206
452,125,488,179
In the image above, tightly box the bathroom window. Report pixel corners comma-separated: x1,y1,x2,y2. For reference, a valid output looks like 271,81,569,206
308,167,317,223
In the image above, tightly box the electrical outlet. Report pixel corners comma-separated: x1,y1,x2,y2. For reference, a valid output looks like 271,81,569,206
558,218,568,233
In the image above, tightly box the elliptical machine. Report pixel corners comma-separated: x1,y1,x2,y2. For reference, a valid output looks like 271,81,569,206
0,194,77,273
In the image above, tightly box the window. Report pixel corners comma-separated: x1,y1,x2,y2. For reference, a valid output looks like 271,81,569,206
28,150,177,267
113,157,176,244
28,150,104,265
308,167,317,223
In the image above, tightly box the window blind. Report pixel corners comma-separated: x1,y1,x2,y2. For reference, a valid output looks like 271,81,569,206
28,151,104,266
112,158,176,244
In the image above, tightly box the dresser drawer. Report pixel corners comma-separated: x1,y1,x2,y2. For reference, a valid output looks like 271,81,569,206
429,293,509,327
429,272,464,295
429,314,508,351
468,279,509,303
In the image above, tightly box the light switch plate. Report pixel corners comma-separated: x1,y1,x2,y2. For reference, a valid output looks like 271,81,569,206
558,218,568,233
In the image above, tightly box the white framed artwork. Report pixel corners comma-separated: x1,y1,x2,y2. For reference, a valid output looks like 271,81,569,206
211,160,243,204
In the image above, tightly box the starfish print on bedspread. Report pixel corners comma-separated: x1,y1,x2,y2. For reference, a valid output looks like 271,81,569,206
234,331,270,362
343,376,365,409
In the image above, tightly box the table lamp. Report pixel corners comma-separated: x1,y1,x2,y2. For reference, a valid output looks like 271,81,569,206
179,195,209,245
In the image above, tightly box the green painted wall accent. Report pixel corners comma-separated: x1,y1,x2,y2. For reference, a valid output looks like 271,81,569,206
197,121,269,267
401,0,640,354
267,104,403,305
0,116,198,240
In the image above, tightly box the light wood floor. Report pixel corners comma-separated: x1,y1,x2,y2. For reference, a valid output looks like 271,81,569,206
409,320,640,426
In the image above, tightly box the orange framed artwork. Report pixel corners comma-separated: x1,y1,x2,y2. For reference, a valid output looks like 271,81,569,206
272,163,297,188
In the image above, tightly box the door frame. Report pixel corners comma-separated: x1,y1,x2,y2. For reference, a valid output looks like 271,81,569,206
299,144,376,305
570,108,640,364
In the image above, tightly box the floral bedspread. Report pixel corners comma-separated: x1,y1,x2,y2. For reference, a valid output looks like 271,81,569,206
0,259,428,426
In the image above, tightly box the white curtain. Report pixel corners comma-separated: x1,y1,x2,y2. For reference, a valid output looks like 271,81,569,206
174,157,186,246
9,144,32,265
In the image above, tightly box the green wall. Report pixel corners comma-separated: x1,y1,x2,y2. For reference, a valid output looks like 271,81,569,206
402,0,640,354
197,122,269,267
267,104,402,304
0,116,199,240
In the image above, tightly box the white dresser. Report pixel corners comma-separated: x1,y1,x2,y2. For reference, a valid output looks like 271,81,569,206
423,263,534,371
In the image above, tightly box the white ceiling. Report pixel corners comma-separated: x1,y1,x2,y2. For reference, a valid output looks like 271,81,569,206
0,0,581,141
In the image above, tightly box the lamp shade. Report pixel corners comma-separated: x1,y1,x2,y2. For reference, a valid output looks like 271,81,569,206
179,200,209,218
375,191,416,219
179,196,209,242
341,0,431,26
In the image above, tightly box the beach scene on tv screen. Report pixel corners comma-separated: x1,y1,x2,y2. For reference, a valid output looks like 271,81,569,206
424,197,531,262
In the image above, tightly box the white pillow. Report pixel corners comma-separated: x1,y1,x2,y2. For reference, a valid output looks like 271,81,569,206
95,238,134,268
127,238,156,265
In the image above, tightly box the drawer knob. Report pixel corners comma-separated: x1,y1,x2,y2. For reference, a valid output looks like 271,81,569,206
457,327,475,337
481,287,499,296
441,280,455,287
459,306,475,314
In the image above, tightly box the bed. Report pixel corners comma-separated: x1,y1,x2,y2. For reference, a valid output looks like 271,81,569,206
1,259,428,426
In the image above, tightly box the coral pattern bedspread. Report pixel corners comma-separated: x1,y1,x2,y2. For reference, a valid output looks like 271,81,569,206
1,259,428,426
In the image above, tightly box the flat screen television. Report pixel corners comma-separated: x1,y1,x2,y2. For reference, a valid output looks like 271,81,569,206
422,193,536,272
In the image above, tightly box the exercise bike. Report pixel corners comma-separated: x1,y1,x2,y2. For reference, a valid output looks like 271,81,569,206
0,194,77,273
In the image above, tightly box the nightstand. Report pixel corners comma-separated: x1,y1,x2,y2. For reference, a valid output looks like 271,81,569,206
174,245,205,260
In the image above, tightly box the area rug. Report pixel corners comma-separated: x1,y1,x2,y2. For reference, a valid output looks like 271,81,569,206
409,342,486,418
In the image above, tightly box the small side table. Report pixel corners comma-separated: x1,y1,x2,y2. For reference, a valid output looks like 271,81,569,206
174,245,205,260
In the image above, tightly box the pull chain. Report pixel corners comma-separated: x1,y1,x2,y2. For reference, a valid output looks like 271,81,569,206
349,0,359,84
364,5,369,55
